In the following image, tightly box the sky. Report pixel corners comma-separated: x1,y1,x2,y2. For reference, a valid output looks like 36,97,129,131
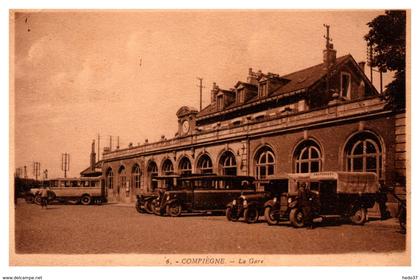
12,10,393,178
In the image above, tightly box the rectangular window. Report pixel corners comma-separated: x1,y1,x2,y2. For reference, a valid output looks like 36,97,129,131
341,72,351,98
259,83,268,98
217,95,224,111
238,89,245,104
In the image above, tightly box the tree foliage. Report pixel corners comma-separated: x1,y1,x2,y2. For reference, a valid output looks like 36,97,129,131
364,10,406,110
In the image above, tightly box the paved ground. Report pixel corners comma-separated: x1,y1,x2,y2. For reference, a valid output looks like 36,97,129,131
14,200,406,254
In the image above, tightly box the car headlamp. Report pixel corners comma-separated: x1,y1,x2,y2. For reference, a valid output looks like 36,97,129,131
232,200,236,206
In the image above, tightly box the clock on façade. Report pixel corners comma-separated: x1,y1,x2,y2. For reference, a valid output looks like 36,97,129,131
176,106,198,137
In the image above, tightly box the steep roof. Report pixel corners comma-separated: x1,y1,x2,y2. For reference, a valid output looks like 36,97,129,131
197,55,352,119
272,55,350,96
80,160,103,177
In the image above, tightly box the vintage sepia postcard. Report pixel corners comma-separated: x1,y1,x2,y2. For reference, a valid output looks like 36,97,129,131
8,9,410,270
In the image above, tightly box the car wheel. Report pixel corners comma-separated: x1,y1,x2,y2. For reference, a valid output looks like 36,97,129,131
25,194,34,204
264,206,279,226
144,200,154,214
151,200,163,216
135,201,144,213
350,207,367,225
34,195,42,205
244,207,259,223
289,208,305,228
166,202,182,217
80,195,91,205
226,206,240,222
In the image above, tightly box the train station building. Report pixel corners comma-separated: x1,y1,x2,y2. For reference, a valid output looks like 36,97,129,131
94,40,406,211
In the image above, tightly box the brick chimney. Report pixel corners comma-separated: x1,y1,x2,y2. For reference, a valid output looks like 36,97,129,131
247,68,259,84
322,25,336,70
323,43,337,69
90,140,96,171
211,82,219,105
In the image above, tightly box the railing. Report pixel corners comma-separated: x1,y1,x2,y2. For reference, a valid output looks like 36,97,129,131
102,97,386,160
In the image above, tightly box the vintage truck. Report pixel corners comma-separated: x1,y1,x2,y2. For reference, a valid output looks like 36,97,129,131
264,172,380,227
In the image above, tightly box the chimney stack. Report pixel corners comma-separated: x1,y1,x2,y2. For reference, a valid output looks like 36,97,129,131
211,82,219,105
323,43,337,69
90,140,96,171
247,68,259,84
323,24,336,69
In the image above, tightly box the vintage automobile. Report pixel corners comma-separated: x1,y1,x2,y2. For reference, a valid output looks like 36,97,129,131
135,175,180,214
153,175,256,217
226,177,289,223
264,172,380,227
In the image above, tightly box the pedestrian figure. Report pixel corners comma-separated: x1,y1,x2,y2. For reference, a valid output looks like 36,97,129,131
298,182,314,229
378,182,391,220
40,186,49,209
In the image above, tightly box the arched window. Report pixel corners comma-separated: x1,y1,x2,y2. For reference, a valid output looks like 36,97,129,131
106,168,113,189
255,147,275,179
197,154,213,174
179,157,192,175
147,161,158,191
162,159,174,175
219,151,237,175
132,164,141,189
294,140,322,173
118,166,127,194
345,132,383,177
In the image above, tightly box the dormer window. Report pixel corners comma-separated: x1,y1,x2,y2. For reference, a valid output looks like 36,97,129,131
237,89,245,104
259,82,268,98
340,72,351,99
217,95,224,111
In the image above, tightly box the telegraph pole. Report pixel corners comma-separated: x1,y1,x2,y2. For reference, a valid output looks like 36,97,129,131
197,77,204,111
61,153,70,178
32,161,40,181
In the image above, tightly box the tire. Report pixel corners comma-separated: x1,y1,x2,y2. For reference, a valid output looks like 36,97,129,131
226,206,240,222
350,207,367,225
166,202,182,217
81,195,92,205
34,195,42,205
289,208,305,228
151,200,163,216
264,207,279,226
244,207,259,223
25,194,34,204
135,201,144,213
144,200,154,214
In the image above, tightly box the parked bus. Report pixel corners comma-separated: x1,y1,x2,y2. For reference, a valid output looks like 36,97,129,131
27,176,106,205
